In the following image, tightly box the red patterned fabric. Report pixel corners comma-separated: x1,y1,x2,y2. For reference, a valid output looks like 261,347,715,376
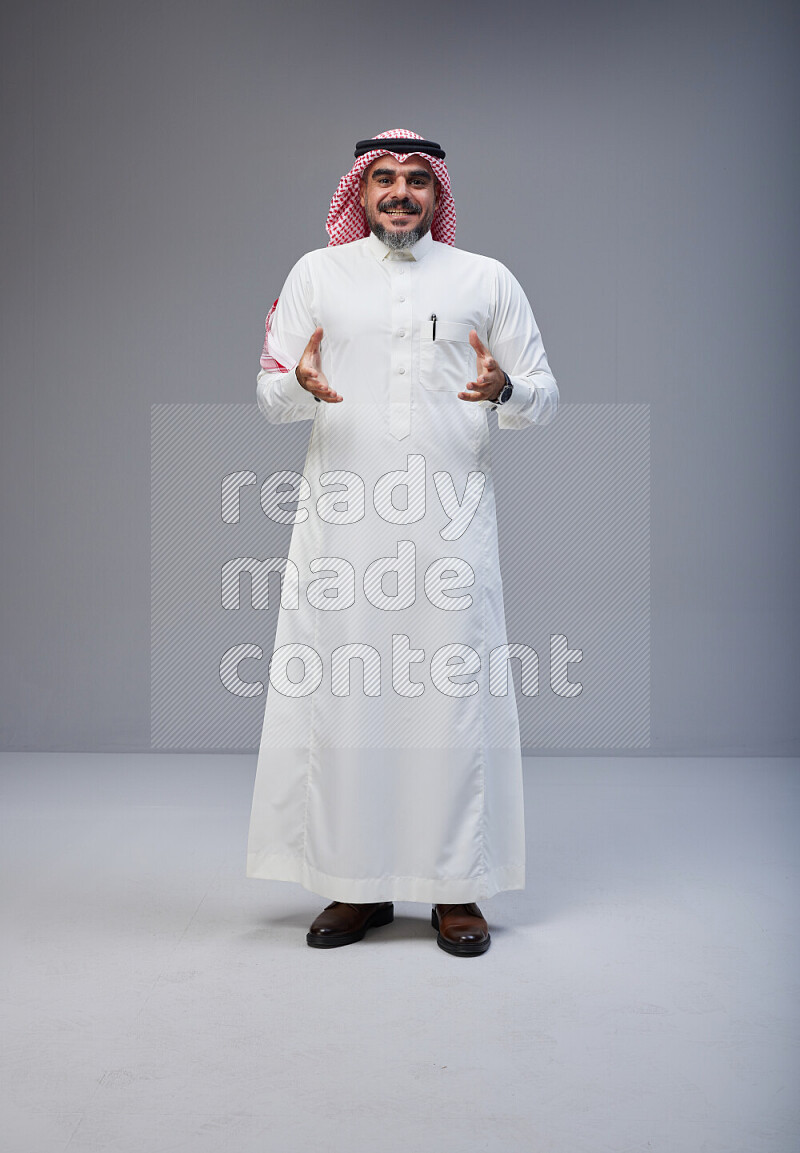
260,299,285,372
261,128,455,372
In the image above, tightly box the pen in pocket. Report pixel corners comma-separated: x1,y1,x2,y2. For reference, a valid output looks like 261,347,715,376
430,313,437,340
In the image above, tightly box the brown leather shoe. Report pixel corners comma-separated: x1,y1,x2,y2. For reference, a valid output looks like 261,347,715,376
306,901,394,948
431,902,491,956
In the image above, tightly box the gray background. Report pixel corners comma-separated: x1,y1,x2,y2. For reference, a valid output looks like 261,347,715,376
1,0,797,754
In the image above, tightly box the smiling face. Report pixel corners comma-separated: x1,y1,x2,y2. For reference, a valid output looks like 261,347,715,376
359,154,439,249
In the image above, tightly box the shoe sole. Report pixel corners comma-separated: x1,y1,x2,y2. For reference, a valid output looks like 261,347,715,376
306,903,394,948
431,907,491,956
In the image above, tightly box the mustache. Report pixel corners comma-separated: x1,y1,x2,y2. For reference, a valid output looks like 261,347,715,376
378,199,421,214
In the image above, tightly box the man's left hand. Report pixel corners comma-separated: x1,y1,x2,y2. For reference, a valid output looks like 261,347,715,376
458,331,506,403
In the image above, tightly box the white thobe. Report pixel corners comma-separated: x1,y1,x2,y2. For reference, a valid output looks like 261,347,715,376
246,228,558,903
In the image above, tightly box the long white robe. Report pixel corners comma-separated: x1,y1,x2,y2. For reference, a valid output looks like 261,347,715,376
246,229,558,903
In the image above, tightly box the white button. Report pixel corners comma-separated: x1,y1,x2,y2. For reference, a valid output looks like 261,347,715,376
399,295,406,302
398,367,406,375
398,330,406,338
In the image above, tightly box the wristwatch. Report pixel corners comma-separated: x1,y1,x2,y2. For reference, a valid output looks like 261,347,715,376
491,371,513,410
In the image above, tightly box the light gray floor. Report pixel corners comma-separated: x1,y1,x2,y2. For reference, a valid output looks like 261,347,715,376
1,754,798,1153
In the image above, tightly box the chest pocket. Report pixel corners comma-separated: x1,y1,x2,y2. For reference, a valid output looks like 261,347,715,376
419,319,474,391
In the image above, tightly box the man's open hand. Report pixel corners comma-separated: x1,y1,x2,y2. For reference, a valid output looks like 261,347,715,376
458,330,505,403
295,327,343,403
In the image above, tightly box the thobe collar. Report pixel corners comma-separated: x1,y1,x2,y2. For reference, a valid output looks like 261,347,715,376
366,229,434,263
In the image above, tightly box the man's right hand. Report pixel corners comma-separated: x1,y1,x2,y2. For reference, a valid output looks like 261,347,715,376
295,327,343,403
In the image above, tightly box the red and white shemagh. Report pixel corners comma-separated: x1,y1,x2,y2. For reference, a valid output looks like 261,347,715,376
261,128,455,372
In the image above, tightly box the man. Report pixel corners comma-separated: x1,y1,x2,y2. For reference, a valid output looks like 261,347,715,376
247,129,558,956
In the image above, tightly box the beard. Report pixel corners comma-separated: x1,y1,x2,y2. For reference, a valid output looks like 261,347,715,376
375,222,427,250
366,197,435,249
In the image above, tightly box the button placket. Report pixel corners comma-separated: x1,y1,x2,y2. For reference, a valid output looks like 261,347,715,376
389,263,412,440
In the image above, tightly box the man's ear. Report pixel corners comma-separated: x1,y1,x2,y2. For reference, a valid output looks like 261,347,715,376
358,176,367,209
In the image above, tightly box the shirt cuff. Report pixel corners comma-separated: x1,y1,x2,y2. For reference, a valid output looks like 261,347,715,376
495,374,559,427
256,366,320,420
494,377,534,416
292,367,321,404
483,377,535,415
